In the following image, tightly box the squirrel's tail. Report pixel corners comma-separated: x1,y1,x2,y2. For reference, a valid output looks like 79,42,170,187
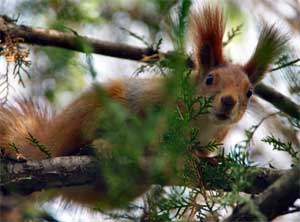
0,99,54,160
0,88,105,160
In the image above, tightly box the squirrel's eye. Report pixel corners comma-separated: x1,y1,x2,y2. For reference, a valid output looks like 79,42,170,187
205,74,214,85
246,88,253,98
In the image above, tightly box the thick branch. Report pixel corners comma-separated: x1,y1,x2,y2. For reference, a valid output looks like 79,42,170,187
0,156,287,196
224,165,300,222
0,15,299,120
0,156,100,195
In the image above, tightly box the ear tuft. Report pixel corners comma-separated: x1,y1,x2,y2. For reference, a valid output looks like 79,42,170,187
244,24,288,84
189,4,226,73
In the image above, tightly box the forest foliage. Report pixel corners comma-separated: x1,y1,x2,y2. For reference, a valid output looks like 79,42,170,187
0,0,299,221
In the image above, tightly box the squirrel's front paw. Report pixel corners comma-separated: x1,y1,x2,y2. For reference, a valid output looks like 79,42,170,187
16,153,27,162
1,150,27,162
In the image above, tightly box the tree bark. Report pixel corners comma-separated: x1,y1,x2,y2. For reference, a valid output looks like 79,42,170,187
0,156,288,196
0,156,99,195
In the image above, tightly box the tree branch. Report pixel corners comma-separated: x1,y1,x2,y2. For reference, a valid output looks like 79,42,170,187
224,165,300,222
255,83,300,120
0,16,162,62
0,15,299,120
0,156,99,196
0,156,288,196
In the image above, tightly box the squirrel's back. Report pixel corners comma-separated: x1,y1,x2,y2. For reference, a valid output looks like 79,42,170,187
0,77,164,160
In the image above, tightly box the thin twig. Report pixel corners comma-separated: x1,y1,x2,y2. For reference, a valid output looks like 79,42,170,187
270,58,300,72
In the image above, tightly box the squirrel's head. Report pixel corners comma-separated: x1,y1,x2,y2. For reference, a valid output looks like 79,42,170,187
190,4,287,124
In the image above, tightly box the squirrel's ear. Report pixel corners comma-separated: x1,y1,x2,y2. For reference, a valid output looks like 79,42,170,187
244,24,287,85
190,5,226,74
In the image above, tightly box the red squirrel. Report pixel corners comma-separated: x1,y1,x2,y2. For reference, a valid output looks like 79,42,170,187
0,4,286,209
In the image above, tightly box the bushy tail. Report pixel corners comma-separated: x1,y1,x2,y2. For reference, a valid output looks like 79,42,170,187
0,99,54,160
0,87,106,160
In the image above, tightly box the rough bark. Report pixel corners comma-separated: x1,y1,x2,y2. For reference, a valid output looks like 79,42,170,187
0,156,99,195
0,156,287,196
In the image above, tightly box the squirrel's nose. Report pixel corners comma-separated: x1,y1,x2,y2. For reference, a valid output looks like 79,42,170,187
221,96,236,111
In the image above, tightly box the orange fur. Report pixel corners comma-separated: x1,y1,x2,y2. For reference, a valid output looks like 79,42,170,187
0,2,287,214
52,81,128,157
105,80,126,100
0,99,53,160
